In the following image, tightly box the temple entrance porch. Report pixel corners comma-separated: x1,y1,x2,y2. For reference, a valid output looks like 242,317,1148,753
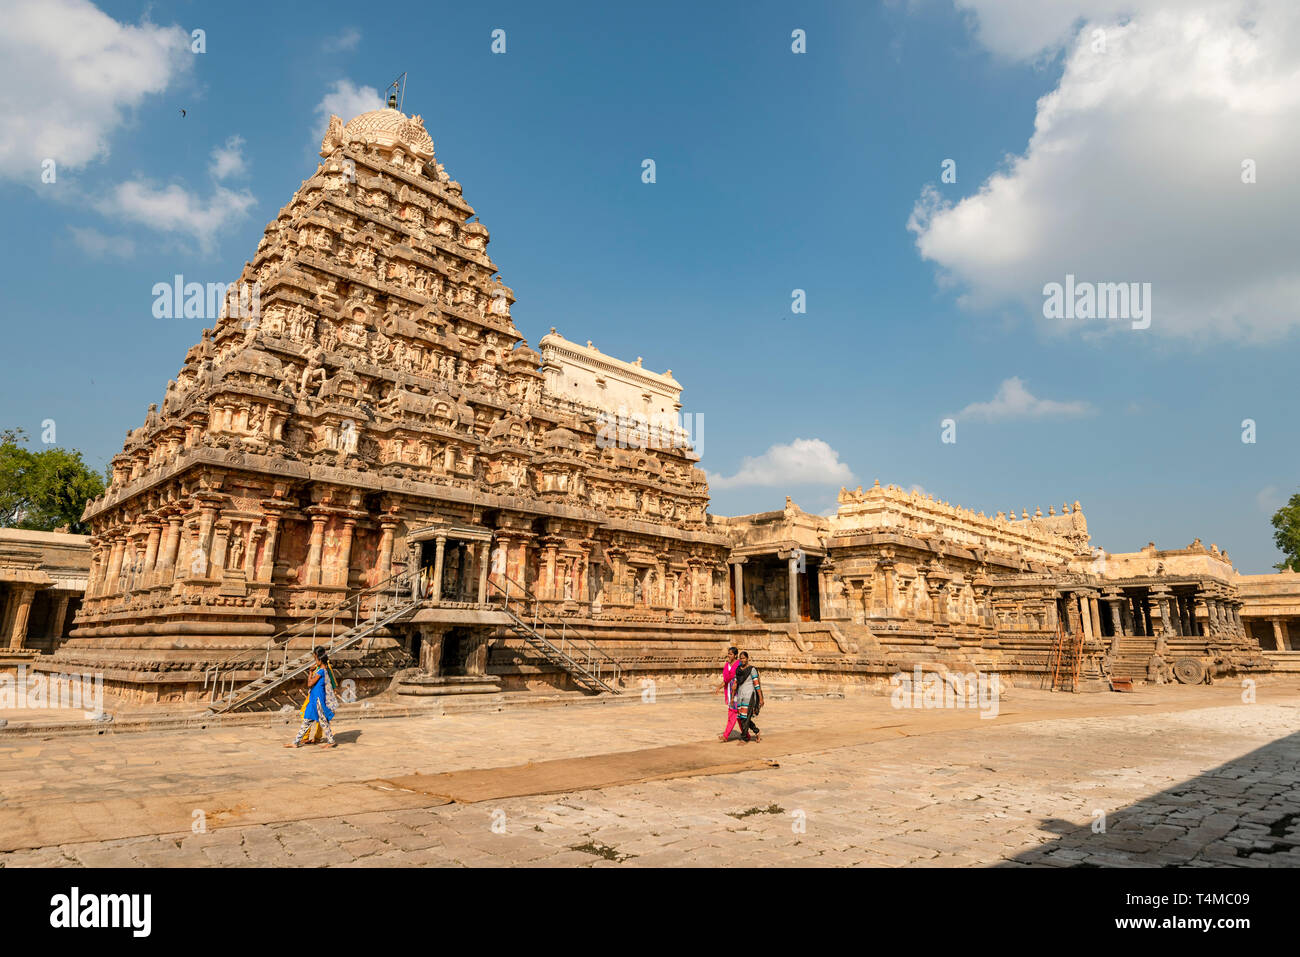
732,549,822,624
407,522,493,607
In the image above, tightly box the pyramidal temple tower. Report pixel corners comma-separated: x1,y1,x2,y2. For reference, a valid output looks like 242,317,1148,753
63,105,731,702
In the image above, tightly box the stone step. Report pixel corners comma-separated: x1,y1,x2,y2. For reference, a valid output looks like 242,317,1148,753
395,674,503,697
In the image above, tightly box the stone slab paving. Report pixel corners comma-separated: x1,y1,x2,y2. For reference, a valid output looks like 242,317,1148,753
2,679,1300,866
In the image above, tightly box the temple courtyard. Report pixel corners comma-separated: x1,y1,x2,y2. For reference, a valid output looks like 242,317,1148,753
2,679,1300,868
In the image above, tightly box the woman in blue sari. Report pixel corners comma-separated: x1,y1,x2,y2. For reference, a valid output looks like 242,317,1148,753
285,646,337,748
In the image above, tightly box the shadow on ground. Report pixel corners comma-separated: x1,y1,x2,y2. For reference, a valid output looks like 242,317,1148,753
1005,729,1300,868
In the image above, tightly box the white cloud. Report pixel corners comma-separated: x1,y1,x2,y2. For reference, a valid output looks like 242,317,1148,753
96,180,255,253
322,28,361,53
950,0,1147,62
209,135,247,180
958,377,1092,422
707,438,856,490
909,0,1300,341
69,225,135,259
313,79,386,146
0,0,190,181
1257,485,1284,514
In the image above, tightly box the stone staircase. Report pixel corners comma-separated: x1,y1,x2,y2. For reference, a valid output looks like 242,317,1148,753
1109,634,1158,681
203,575,420,714
486,574,623,695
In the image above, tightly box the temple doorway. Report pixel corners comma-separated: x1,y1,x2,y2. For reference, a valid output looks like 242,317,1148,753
801,561,822,622
440,627,467,675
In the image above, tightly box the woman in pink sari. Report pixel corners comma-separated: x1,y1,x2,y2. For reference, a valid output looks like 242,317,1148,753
716,646,739,741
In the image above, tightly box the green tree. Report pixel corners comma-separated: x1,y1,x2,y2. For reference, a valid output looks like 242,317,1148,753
0,428,105,534
1271,493,1300,572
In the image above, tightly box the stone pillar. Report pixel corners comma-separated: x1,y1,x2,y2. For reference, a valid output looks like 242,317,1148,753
1105,594,1125,637
259,515,281,583
488,536,508,596
477,541,490,604
142,523,161,579
376,517,396,581
787,554,799,623
562,556,576,601
158,517,182,579
245,527,262,578
882,561,896,617
210,523,229,577
733,560,746,623
1149,587,1173,655
1272,617,1291,651
86,544,103,598
305,512,327,586
607,550,626,605
48,593,70,645
577,547,590,604
1089,594,1103,640
7,584,36,650
335,518,357,589
1133,597,1148,637
929,581,948,625
431,534,447,603
517,539,531,593
195,506,217,578
1079,594,1093,640
1189,593,1205,637
543,545,558,600
1064,591,1083,635
105,538,125,594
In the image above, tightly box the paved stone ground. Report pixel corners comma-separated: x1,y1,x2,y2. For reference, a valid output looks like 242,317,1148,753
2,679,1299,867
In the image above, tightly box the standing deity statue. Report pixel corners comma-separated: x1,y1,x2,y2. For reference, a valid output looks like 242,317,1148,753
298,346,327,398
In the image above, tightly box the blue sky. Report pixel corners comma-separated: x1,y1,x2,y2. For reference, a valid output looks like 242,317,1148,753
1,0,1296,571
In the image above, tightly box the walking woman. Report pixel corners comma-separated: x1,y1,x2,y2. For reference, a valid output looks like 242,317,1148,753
304,653,340,744
716,646,739,742
732,651,764,742
285,646,337,748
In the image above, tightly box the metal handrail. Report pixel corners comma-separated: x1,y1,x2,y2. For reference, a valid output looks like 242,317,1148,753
202,571,413,700
485,573,621,691
208,594,423,711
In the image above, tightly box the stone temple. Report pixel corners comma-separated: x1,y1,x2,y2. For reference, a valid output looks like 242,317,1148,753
46,103,1278,706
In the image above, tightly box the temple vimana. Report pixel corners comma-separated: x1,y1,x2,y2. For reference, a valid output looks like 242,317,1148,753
18,102,1294,706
